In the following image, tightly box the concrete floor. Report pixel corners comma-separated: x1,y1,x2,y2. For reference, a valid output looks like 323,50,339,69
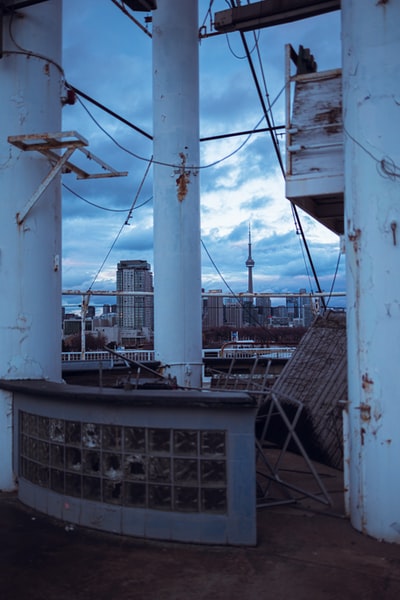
1,456,400,600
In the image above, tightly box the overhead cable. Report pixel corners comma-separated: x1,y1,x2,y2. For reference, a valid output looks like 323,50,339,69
228,0,326,310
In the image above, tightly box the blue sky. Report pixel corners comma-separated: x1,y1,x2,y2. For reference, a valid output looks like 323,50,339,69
61,1,344,310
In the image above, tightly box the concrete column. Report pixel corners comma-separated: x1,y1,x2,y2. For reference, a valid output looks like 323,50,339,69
152,0,203,388
0,1,62,490
342,0,400,542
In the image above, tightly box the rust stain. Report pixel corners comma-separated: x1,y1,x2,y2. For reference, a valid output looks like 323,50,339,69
176,152,191,202
361,373,374,390
348,228,361,253
357,403,371,423
44,63,50,76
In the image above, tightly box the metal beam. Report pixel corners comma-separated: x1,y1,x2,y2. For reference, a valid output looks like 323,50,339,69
214,0,340,33
123,0,157,11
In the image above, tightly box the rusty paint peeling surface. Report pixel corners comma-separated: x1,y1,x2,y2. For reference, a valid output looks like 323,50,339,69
176,152,191,202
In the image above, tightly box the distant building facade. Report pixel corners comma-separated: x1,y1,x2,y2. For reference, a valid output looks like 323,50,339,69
203,290,224,328
116,260,154,345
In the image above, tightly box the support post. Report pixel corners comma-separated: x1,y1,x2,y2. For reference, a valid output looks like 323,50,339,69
0,0,62,489
152,0,203,388
342,0,400,543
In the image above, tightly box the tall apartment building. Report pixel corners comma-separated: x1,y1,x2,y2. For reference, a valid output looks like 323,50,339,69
202,289,224,329
116,260,154,331
224,298,243,329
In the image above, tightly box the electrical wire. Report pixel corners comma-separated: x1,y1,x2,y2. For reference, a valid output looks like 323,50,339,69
6,11,65,77
75,85,286,172
344,125,400,181
111,0,152,38
227,0,327,310
87,158,153,292
62,182,152,213
325,249,342,308
201,238,273,337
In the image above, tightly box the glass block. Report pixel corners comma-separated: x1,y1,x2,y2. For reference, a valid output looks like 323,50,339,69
103,480,123,505
37,440,50,464
149,428,170,453
50,444,65,469
65,421,81,446
83,450,101,475
82,423,101,448
20,411,29,434
173,430,198,456
27,413,38,437
66,447,82,472
83,476,101,502
173,459,198,484
28,461,40,485
28,437,39,459
102,425,122,450
66,473,82,498
201,431,226,456
148,456,171,483
19,457,28,479
124,482,146,507
149,484,172,510
49,419,65,443
20,434,29,457
201,488,227,513
124,427,146,452
21,459,37,483
37,416,50,440
50,469,65,494
200,460,226,484
174,486,199,512
37,465,50,488
124,454,147,480
103,453,123,481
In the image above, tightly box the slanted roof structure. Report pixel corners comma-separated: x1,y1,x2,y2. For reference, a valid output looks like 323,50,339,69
272,310,347,469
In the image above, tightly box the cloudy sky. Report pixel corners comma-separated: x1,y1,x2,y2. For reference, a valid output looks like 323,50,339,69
61,1,344,311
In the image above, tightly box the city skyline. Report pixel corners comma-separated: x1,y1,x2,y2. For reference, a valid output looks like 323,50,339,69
61,1,345,305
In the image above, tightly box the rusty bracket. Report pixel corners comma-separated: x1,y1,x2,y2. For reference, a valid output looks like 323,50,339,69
8,131,128,225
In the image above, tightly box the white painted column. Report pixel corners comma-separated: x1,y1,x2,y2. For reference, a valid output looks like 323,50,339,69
342,0,400,542
152,0,203,388
0,1,63,490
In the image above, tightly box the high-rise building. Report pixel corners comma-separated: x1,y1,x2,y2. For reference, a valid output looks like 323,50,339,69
224,298,243,329
203,290,224,329
116,260,154,331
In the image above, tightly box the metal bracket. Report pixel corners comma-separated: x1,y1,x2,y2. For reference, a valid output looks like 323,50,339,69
8,130,128,225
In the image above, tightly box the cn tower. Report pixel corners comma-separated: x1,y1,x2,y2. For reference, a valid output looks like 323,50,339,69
245,224,255,294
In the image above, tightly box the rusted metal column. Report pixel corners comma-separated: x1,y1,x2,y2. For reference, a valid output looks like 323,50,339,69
0,1,62,489
342,0,400,542
152,0,203,388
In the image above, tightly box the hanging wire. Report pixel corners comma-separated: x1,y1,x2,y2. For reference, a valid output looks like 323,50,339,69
87,157,153,292
325,249,342,308
62,183,152,213
227,0,327,309
75,92,282,171
201,238,273,337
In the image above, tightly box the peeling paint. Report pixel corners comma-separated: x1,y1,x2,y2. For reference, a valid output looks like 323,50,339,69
361,373,374,390
358,403,371,422
176,152,191,202
360,426,366,445
348,228,361,252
